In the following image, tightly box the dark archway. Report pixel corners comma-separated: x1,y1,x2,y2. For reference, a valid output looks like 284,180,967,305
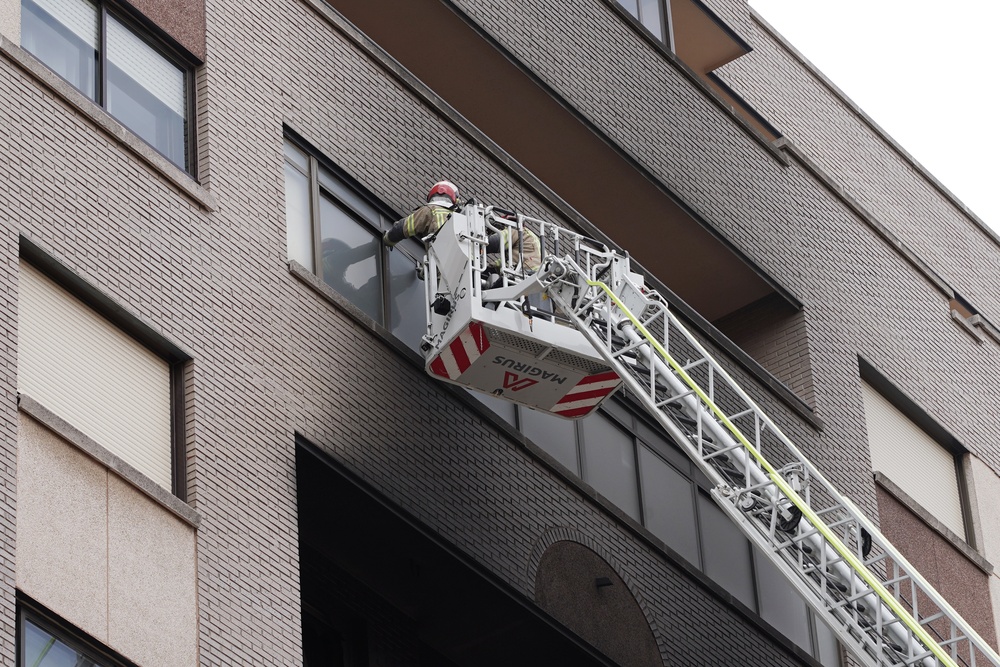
535,541,662,667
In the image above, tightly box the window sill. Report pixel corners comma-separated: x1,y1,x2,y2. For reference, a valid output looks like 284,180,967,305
0,34,217,212
874,471,991,575
18,393,202,529
951,310,986,344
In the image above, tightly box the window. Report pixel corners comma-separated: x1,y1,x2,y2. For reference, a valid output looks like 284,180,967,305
616,0,666,40
18,257,187,495
19,601,134,667
282,137,425,351
860,379,967,538
21,0,193,171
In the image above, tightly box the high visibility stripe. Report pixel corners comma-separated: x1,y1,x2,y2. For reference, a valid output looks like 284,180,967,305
576,370,619,385
551,404,598,419
430,356,449,377
440,345,462,379
555,387,615,404
451,331,472,373
468,322,489,353
428,324,491,380
551,370,620,417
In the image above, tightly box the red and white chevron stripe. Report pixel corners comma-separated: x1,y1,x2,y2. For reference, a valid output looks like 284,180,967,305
429,322,490,379
550,370,621,418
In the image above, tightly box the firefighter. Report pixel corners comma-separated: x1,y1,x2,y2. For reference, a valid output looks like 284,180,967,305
383,180,459,246
486,225,541,274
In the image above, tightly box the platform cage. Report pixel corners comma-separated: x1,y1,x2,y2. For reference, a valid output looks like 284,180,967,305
420,203,623,419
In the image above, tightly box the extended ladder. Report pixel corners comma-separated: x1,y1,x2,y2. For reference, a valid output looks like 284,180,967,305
418,204,1000,666
533,239,1000,667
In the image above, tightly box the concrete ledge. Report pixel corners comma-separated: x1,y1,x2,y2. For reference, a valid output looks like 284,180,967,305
18,394,201,529
951,310,986,344
0,34,217,212
875,471,991,575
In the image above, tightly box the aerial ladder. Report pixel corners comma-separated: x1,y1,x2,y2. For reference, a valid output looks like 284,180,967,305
415,201,1000,667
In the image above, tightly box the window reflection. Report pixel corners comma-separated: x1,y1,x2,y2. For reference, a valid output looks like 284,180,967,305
22,618,105,667
522,407,578,474
638,0,663,38
580,411,639,520
639,444,699,564
283,162,313,272
754,548,811,651
698,494,755,608
319,197,382,322
21,0,99,99
388,249,425,351
106,15,187,167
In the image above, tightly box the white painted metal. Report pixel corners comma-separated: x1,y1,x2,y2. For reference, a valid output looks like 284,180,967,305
419,204,1000,667
18,263,172,490
419,205,623,418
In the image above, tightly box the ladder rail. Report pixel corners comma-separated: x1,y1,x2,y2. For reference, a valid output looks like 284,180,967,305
537,254,999,667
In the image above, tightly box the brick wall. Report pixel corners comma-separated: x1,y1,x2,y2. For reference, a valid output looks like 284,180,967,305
706,0,1000,329
4,0,999,663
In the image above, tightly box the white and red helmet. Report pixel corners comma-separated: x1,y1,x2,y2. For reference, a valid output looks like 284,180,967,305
426,180,458,206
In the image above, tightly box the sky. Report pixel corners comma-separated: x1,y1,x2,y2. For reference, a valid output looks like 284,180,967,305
746,0,999,235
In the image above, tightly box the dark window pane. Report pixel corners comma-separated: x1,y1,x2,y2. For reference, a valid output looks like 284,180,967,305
388,249,425,351
319,197,382,322
754,548,812,651
21,0,98,99
638,445,699,564
580,411,639,519
637,421,691,476
22,618,104,667
698,494,755,608
107,15,187,168
521,407,577,474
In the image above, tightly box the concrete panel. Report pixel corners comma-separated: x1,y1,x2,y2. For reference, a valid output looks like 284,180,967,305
15,414,108,643
876,485,996,647
968,456,1000,647
107,475,198,667
0,0,18,45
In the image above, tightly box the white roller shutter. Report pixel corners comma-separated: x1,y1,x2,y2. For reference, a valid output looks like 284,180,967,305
18,263,172,490
861,381,965,538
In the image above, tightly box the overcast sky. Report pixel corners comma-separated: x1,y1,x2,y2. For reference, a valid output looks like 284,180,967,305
747,0,999,235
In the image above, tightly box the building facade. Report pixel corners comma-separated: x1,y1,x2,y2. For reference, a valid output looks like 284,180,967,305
0,0,998,664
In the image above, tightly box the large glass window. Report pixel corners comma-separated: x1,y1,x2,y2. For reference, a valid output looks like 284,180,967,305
282,136,424,350
21,0,193,171
580,411,640,520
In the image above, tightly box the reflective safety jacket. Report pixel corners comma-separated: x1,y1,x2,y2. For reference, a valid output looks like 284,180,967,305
487,227,541,273
384,204,452,246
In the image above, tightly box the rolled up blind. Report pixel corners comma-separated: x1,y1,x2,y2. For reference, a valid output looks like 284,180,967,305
18,263,172,490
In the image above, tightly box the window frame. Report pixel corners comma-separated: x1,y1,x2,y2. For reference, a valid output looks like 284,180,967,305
18,595,137,667
282,133,425,337
20,0,198,174
19,238,191,500
859,359,972,543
